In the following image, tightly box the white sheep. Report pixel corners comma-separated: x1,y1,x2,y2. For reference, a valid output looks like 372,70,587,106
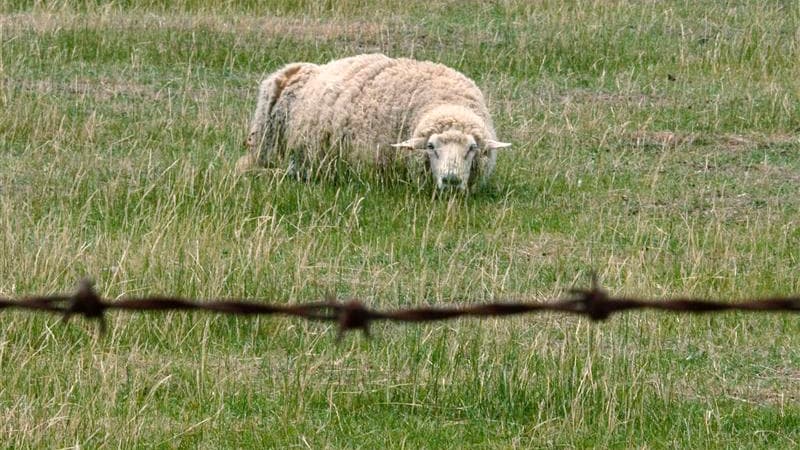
237,53,511,191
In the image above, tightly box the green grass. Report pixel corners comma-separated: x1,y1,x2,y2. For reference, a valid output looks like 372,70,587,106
1,0,800,448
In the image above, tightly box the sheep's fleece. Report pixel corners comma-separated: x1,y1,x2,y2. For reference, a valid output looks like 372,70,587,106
238,53,510,190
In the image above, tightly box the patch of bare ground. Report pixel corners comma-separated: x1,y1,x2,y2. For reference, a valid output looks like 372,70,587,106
3,76,251,105
498,80,671,111
614,128,796,159
5,78,160,102
627,131,798,153
0,12,440,62
609,131,798,224
0,12,409,44
510,232,576,265
716,133,799,150
736,368,800,407
691,133,800,183
683,365,800,407
630,130,696,149
558,89,669,109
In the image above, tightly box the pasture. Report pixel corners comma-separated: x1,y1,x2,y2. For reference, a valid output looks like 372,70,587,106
1,0,799,447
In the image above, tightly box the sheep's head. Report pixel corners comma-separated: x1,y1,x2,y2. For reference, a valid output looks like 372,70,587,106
392,131,510,191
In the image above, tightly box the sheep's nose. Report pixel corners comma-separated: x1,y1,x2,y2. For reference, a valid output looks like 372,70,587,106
440,174,462,187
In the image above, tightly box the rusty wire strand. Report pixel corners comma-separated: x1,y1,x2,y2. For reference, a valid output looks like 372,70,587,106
1,279,799,338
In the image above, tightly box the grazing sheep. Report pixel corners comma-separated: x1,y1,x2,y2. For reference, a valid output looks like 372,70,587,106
237,53,510,191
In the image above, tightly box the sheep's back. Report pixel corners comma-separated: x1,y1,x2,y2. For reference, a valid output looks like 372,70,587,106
287,54,490,157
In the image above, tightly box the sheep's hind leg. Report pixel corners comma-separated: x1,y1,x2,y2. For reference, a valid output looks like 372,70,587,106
238,63,311,174
285,147,309,181
236,146,259,173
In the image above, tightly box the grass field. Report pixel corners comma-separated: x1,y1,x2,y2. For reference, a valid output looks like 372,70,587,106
1,0,800,447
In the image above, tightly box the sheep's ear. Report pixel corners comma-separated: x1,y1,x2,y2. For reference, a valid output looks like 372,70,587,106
486,139,512,149
390,138,426,150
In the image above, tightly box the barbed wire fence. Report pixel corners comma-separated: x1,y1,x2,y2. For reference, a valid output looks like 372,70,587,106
1,277,799,339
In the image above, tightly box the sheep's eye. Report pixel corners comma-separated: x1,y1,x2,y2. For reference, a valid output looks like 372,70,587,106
426,142,435,150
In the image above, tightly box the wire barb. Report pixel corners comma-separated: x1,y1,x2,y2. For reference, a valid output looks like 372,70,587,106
336,300,373,339
568,274,611,321
63,279,108,333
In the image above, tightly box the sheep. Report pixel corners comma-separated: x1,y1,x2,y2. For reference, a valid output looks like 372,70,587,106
237,53,511,191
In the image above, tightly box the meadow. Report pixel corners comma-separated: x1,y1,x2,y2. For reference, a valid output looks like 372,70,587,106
1,0,799,447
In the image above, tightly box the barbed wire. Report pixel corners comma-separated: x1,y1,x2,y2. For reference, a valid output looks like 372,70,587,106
1,278,799,338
